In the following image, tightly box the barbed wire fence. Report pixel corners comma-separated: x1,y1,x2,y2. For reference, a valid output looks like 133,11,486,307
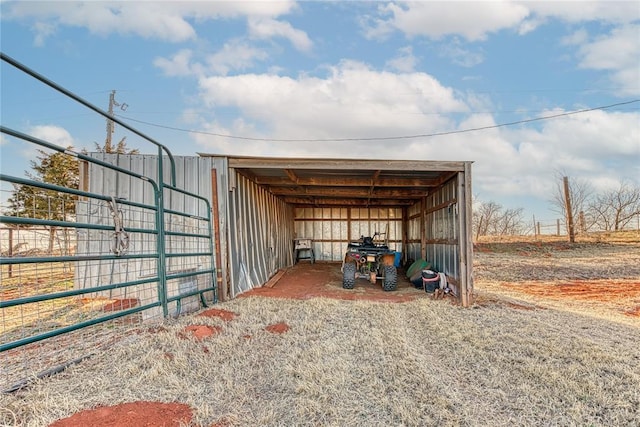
530,213,640,237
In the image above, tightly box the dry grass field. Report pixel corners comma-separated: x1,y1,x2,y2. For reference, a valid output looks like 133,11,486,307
474,230,640,327
1,232,639,426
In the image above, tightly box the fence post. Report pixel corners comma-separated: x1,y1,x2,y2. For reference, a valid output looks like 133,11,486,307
156,147,169,317
563,176,575,243
8,228,13,278
557,219,560,236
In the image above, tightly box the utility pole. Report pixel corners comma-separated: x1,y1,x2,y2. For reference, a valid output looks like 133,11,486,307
105,90,128,153
563,176,575,243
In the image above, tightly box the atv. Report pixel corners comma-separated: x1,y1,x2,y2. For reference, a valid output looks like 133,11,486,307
341,232,398,291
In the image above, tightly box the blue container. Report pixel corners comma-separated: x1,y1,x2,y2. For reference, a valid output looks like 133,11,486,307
394,252,402,267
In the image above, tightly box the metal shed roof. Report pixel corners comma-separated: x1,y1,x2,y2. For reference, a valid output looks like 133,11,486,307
198,154,471,208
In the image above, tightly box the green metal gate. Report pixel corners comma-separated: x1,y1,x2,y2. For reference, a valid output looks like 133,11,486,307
0,53,216,391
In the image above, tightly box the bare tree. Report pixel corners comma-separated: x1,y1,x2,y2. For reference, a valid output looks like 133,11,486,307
498,207,525,235
473,201,501,239
587,181,640,231
473,201,525,239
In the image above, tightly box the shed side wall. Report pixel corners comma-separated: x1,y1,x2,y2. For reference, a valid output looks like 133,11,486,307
407,176,466,298
227,172,295,297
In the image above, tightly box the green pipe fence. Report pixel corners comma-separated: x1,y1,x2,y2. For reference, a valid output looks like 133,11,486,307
0,52,217,391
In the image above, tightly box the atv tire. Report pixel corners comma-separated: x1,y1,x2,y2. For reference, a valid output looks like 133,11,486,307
343,262,356,289
382,265,397,291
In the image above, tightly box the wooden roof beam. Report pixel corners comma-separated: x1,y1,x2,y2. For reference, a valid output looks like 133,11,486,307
269,186,428,198
254,176,441,187
284,169,299,184
281,197,415,207
226,157,468,171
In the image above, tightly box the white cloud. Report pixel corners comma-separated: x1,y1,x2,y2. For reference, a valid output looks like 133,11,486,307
363,2,639,96
32,21,57,47
189,62,638,204
13,125,76,159
154,41,270,78
439,38,484,68
561,28,588,46
575,24,640,96
363,1,640,42
206,39,270,75
365,1,530,41
385,46,418,72
4,1,299,44
195,60,467,145
30,125,75,148
154,49,201,77
248,17,313,52
517,16,545,35
524,1,640,25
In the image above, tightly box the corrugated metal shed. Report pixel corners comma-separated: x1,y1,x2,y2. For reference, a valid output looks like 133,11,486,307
85,154,474,307
202,155,474,307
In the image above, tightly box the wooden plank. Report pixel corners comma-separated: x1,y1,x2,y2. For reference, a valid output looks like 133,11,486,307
255,176,441,187
269,186,428,198
211,170,227,301
225,156,467,171
281,197,415,206
264,268,287,288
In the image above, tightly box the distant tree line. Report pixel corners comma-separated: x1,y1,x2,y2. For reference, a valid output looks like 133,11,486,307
473,176,640,240
550,174,640,233
472,200,525,239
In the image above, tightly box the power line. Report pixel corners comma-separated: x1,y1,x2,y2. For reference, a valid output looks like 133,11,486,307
116,99,640,143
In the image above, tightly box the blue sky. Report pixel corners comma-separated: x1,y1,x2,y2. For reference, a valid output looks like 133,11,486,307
1,0,639,222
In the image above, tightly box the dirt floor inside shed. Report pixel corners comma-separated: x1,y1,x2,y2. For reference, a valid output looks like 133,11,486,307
241,261,437,303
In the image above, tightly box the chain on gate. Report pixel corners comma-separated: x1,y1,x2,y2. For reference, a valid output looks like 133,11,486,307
108,196,130,256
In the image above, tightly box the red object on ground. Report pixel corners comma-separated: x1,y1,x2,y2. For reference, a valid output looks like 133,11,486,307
265,322,290,334
48,401,192,427
181,324,222,340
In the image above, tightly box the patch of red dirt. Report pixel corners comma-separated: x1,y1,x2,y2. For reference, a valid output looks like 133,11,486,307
102,298,140,312
265,322,290,334
180,325,222,341
199,308,237,321
241,262,427,303
48,401,192,427
624,306,640,317
504,280,640,303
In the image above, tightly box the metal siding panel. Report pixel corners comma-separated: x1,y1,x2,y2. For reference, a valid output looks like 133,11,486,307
227,171,295,296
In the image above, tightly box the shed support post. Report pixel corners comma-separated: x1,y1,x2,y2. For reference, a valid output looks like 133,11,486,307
420,197,426,259
402,207,408,266
458,163,473,307
211,170,227,302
